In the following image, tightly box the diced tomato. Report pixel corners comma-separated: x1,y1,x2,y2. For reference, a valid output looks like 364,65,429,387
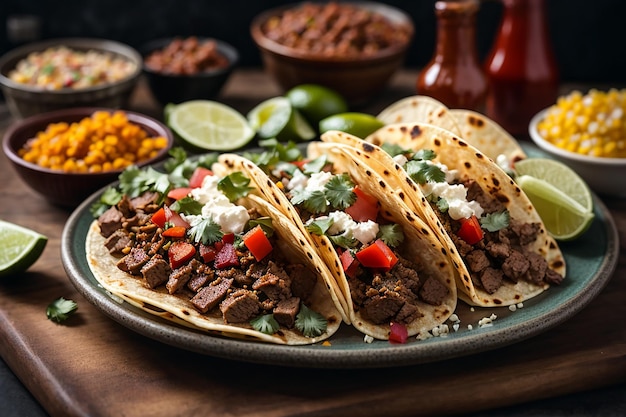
199,244,218,263
214,242,239,269
345,186,379,222
222,232,235,245
189,167,213,188
161,226,187,238
242,225,273,261
168,210,190,228
355,239,398,272
291,160,309,169
457,215,483,245
167,187,192,200
389,322,408,344
168,241,196,269
339,249,360,279
151,207,167,228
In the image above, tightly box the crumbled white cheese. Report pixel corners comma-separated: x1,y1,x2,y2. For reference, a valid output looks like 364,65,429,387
448,313,460,323
416,331,433,341
187,175,250,234
393,154,408,167
467,324,474,330
508,304,517,312
431,324,450,337
453,323,460,332
517,302,524,309
324,211,379,245
363,334,374,344
304,171,333,193
496,154,511,172
478,313,498,328
286,169,308,191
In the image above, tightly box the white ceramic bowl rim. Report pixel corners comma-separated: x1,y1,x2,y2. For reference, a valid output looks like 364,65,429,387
529,108,626,166
0,37,142,94
251,1,414,63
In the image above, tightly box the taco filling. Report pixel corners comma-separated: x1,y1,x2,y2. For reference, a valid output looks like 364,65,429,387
385,146,564,295
87,150,343,344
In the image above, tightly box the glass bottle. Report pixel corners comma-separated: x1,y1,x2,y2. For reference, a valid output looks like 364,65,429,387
417,0,487,111
484,0,559,137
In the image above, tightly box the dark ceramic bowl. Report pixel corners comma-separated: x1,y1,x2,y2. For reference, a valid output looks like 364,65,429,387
140,37,239,105
250,1,414,105
2,107,174,208
0,38,142,119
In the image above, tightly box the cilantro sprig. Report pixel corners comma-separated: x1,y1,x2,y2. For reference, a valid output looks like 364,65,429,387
46,297,78,323
188,218,223,245
217,172,255,202
480,210,510,232
295,304,327,337
250,314,280,335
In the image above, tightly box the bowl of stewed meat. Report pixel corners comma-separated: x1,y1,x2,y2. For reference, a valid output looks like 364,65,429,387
140,36,239,105
250,1,414,105
0,38,142,119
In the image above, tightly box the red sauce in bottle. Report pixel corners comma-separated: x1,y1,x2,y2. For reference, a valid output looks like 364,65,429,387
417,0,487,112
484,0,559,137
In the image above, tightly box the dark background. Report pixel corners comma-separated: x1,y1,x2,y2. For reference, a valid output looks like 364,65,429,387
1,0,625,83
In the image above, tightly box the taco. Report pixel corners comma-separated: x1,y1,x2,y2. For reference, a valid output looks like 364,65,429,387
320,125,565,307
217,145,457,340
377,95,462,136
86,156,345,345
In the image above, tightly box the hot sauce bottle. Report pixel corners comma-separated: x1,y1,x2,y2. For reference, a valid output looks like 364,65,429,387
417,0,487,112
484,0,559,137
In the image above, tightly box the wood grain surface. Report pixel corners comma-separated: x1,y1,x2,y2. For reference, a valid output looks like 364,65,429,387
0,71,625,417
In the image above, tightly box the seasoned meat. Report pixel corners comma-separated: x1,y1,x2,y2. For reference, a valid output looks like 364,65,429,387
98,206,123,238
124,247,150,274
419,277,449,306
253,272,292,302
387,261,421,293
191,278,233,313
220,289,261,323
501,250,530,282
140,255,171,289
525,252,548,284
166,264,194,294
104,229,132,256
362,290,404,324
465,249,491,273
486,241,510,259
545,268,564,285
395,301,423,324
131,191,160,211
286,264,317,302
217,268,251,287
187,272,214,292
273,297,301,328
480,267,503,294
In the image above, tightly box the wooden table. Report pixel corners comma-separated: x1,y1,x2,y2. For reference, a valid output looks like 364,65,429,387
1,70,625,417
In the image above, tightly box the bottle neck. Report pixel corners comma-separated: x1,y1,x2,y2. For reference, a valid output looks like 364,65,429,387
434,1,480,63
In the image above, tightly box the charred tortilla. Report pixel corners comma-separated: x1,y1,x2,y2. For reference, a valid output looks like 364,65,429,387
321,125,566,307
86,181,344,345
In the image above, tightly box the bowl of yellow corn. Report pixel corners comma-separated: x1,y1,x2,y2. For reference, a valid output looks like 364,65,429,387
2,107,174,207
529,88,626,198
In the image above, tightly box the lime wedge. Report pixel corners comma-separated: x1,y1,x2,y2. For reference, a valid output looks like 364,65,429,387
247,96,316,142
0,220,47,277
319,112,385,139
286,84,348,126
167,100,255,151
514,158,594,241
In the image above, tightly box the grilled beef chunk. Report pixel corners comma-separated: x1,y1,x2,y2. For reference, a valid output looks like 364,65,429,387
501,250,530,282
363,290,406,324
191,278,233,313
217,268,252,287
124,248,150,274
274,297,301,328
187,272,214,292
220,289,261,323
466,250,490,273
104,229,132,255
419,277,449,306
480,267,503,294
526,252,548,284
166,263,194,294
98,206,123,238
286,264,317,303
140,255,171,289
252,270,292,301
131,191,159,211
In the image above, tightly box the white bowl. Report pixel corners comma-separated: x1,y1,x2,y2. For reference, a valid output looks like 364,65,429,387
529,108,626,198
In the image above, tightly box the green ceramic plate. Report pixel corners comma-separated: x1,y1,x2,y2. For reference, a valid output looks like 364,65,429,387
61,145,619,368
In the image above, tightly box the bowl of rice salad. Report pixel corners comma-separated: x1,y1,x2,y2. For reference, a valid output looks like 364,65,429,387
0,38,142,119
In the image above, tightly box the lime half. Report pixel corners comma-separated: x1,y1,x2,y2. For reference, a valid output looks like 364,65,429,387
0,220,47,277
514,158,594,241
286,84,348,126
247,96,316,142
167,100,255,151
319,112,385,139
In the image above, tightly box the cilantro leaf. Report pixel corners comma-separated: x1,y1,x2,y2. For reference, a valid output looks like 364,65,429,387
90,187,122,218
188,218,223,245
217,172,255,202
411,149,437,161
480,210,510,232
119,166,170,198
329,234,358,249
436,197,449,213
324,174,355,210
381,143,408,157
405,160,445,184
170,196,203,215
302,156,327,175
305,217,334,235
46,297,78,323
378,224,404,247
250,314,280,335
295,304,327,337
291,189,328,214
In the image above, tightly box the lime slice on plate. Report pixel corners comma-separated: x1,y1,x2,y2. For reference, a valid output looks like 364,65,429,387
167,100,255,151
514,158,594,241
286,84,348,126
0,220,47,277
319,112,385,139
247,96,316,142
